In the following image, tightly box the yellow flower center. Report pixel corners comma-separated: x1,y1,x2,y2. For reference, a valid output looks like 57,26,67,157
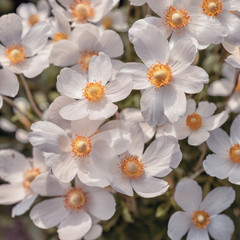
23,168,41,190
120,155,144,179
146,62,172,88
78,51,98,71
64,188,87,211
192,211,210,229
202,0,223,17
71,135,92,158
186,113,202,130
102,17,112,29
28,14,40,26
164,6,191,32
6,45,25,65
83,81,106,102
53,33,68,43
229,144,240,163
70,0,95,22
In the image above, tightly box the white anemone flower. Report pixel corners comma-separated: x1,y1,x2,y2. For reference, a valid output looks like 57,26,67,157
57,53,132,121
16,0,50,33
0,14,50,78
0,69,18,109
164,99,228,146
123,24,208,126
53,0,118,26
0,148,49,217
222,40,240,69
30,175,115,240
130,0,227,49
28,117,131,186
208,63,240,113
168,178,235,240
92,131,182,198
50,23,123,74
203,114,240,184
100,8,128,32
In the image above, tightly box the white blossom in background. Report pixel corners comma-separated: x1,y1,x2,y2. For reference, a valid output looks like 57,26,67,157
0,69,18,109
16,0,50,34
50,23,123,74
168,178,235,240
0,14,50,78
57,53,132,121
28,116,131,186
124,24,208,126
30,175,115,240
208,63,240,113
0,148,49,217
203,114,240,185
130,0,227,49
222,40,240,69
164,99,228,146
129,0,146,6
93,128,182,197
100,8,128,32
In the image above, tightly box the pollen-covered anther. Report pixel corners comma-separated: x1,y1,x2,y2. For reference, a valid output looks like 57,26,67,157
147,62,172,88
78,51,98,71
53,33,68,43
229,144,240,163
28,14,40,26
202,0,223,17
70,0,95,22
71,135,92,158
186,113,202,130
64,188,87,211
120,155,144,179
6,45,25,65
164,6,191,31
192,211,210,229
23,168,41,190
83,81,106,102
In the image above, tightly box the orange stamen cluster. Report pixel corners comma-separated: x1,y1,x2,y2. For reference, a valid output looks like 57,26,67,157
235,79,240,92
70,0,95,22
186,113,202,130
71,135,92,158
192,211,210,229
201,0,223,17
22,168,41,190
229,144,240,163
6,45,25,65
64,188,87,211
164,6,191,32
78,51,98,71
53,33,68,43
28,14,40,26
146,62,172,88
83,81,106,102
120,155,144,179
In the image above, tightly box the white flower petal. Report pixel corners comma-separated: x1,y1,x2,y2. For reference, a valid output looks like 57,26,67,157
200,187,235,215
0,183,27,204
168,211,192,240
88,52,112,85
0,14,22,46
12,194,38,217
84,224,102,240
57,68,87,99
132,177,169,198
140,87,167,127
86,191,116,220
188,129,210,146
228,164,240,184
203,154,234,180
29,121,71,154
0,69,18,97
202,111,228,131
196,101,216,118
174,178,202,213
208,214,234,240
186,225,209,240
30,197,68,229
230,114,240,144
